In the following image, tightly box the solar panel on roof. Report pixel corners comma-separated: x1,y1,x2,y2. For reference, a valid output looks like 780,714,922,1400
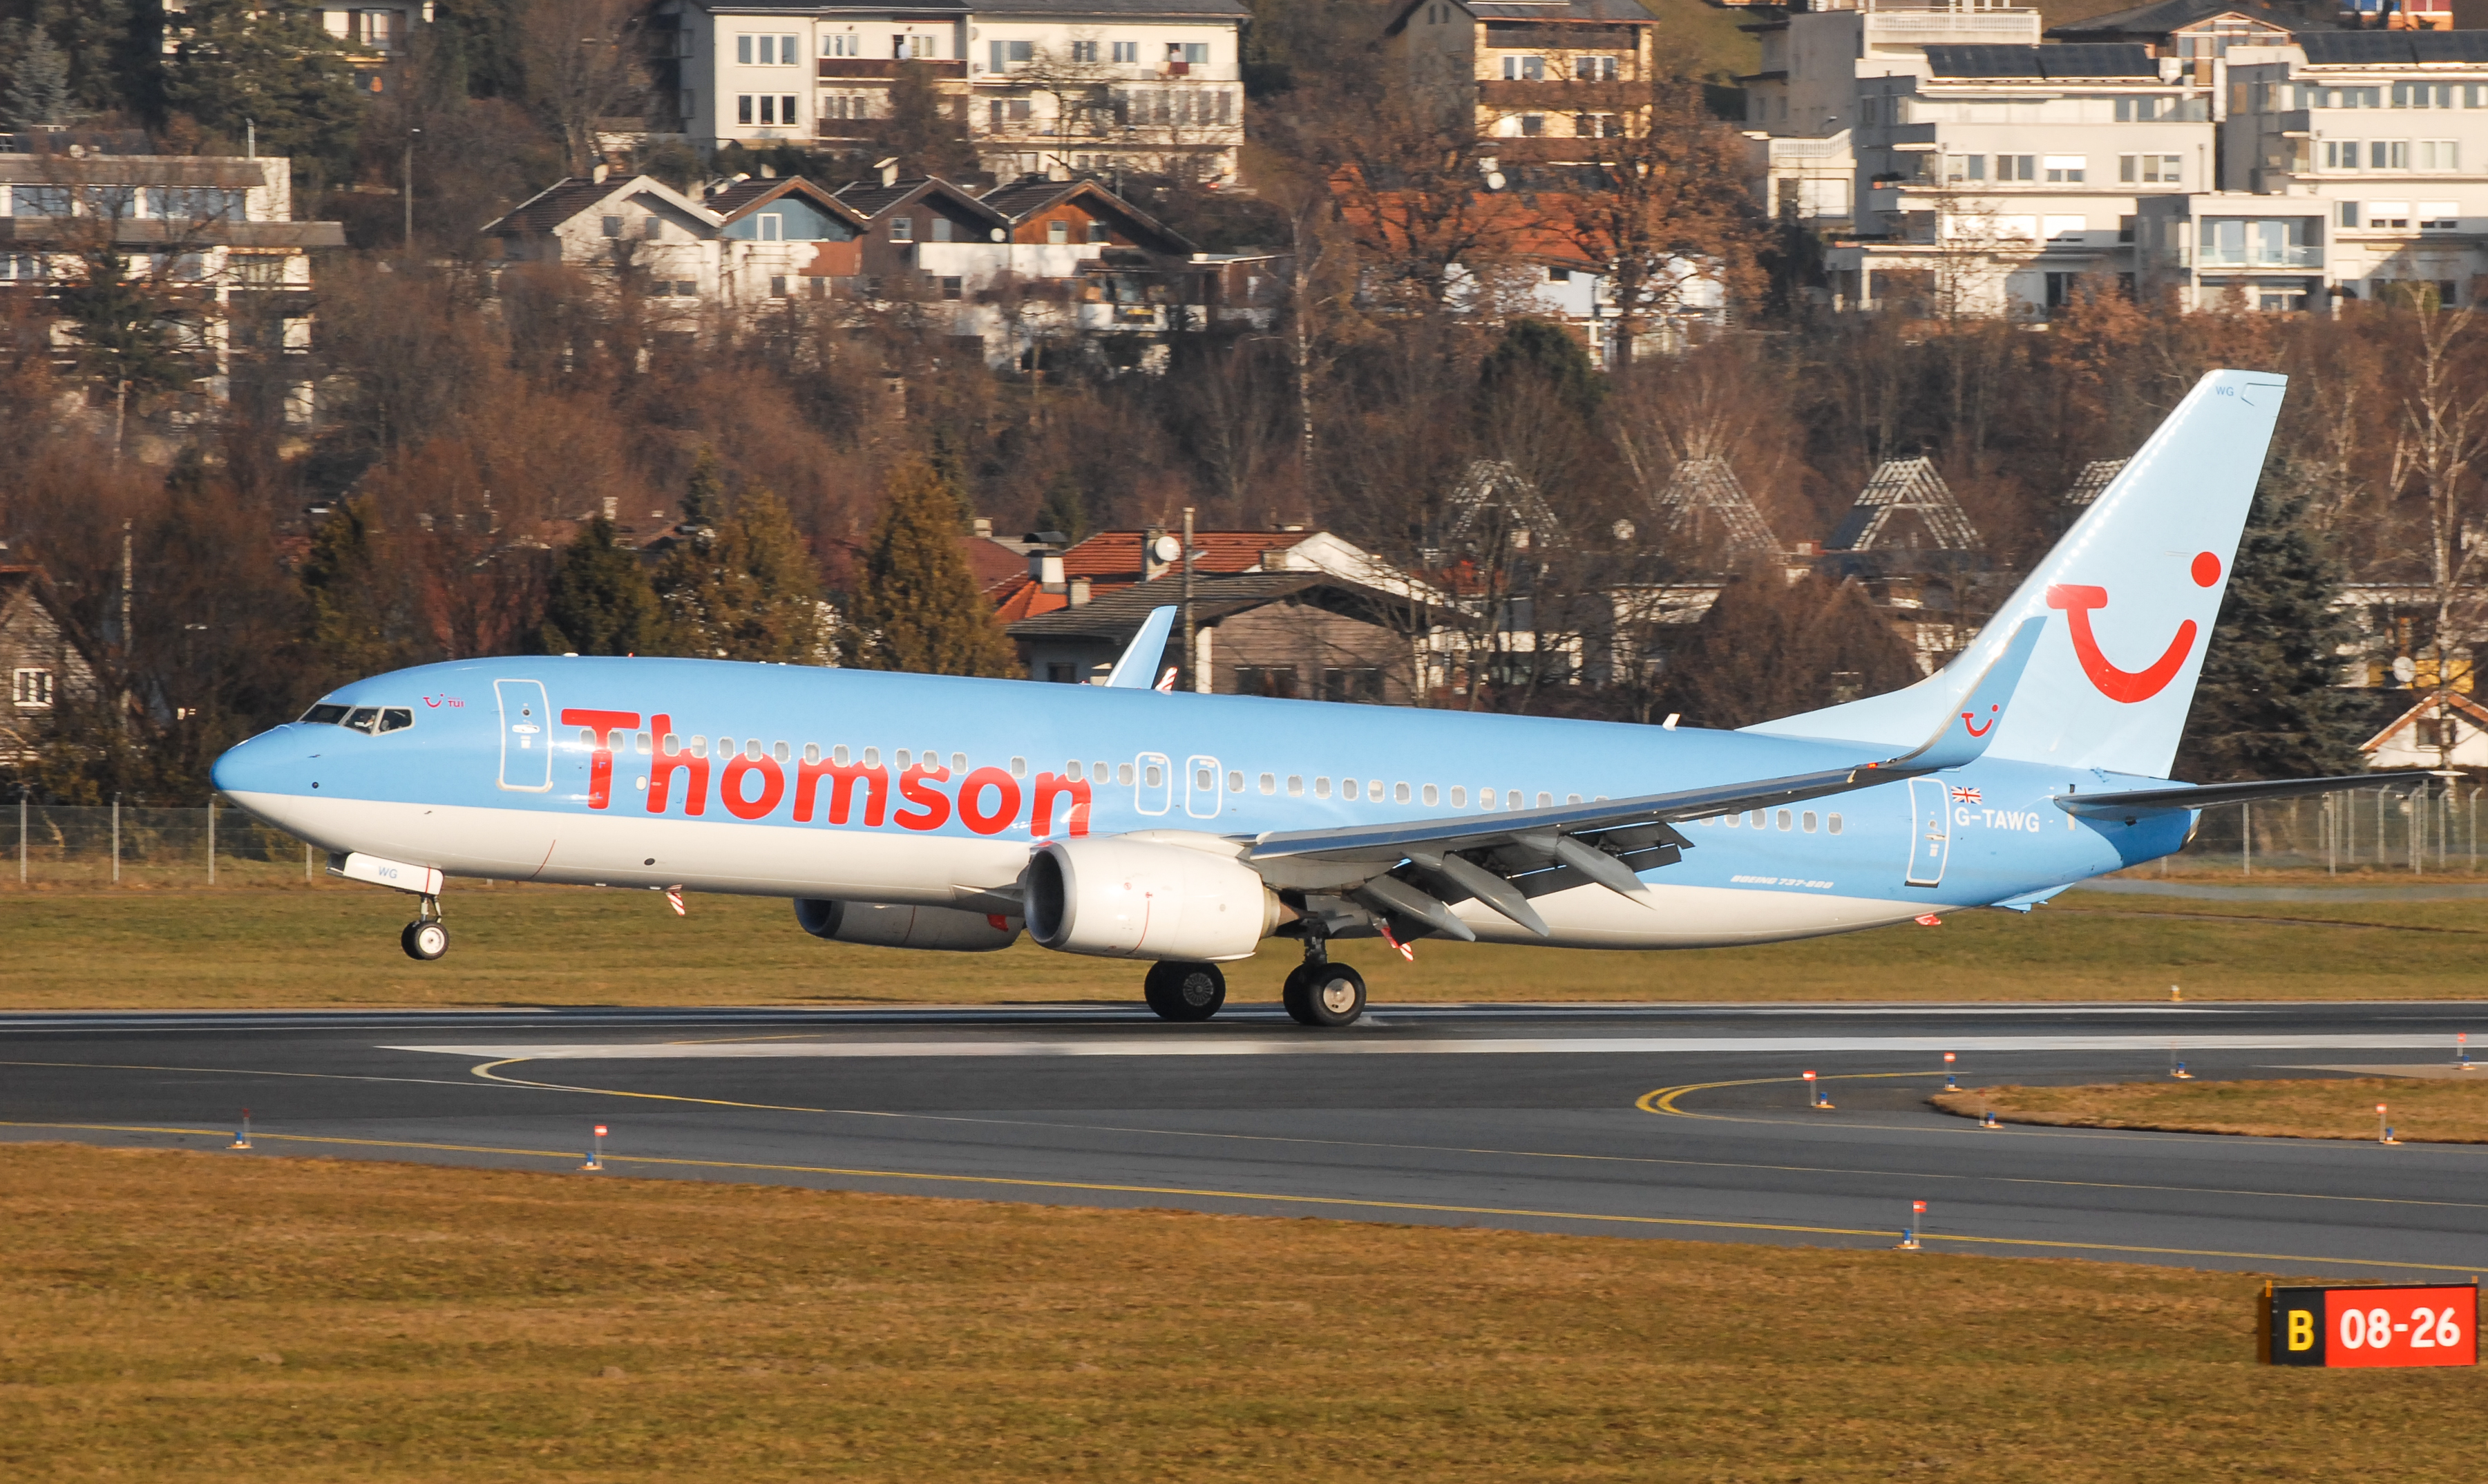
2408,30,2488,63
2299,31,2417,65
2040,43,2155,77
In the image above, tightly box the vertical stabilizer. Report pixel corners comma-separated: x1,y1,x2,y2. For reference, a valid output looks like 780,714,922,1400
1750,368,2287,779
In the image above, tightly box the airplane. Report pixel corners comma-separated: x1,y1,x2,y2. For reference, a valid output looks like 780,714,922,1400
211,368,2409,1027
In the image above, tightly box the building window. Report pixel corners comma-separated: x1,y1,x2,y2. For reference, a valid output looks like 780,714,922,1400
1548,265,1570,281
990,39,1033,70
1071,39,1099,62
769,274,787,298
737,94,753,124
824,33,857,57
12,667,52,709
1086,220,1108,243
1946,153,1986,182
1575,55,1616,82
2043,155,2086,183
1048,218,1069,243
2372,140,2409,169
1999,154,2035,181
645,216,664,240
931,217,953,242
2419,140,2460,171
1112,40,1137,63
2197,216,2321,267
1181,43,1208,64
1519,113,1544,136
676,279,696,296
2420,201,2460,229
737,34,752,64
940,276,962,299
2120,153,2181,184
2338,199,2361,228
2395,82,2459,109
900,34,936,59
757,212,782,240
1575,113,1615,137
2366,200,2411,227
231,253,287,286
890,216,913,242
1503,55,1544,81
601,215,623,238
2322,140,2360,171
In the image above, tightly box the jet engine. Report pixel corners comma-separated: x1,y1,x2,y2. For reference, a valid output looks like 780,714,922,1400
793,899,1021,952
1025,836,1280,962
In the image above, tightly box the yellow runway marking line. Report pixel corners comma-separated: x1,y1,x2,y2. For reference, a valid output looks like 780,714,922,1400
0,1118,2475,1275
1639,1071,1930,1119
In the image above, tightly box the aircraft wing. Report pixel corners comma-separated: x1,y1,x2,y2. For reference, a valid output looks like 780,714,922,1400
2055,770,2435,821
1242,620,2044,936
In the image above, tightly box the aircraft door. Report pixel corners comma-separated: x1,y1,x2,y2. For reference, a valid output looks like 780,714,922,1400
1185,754,1222,819
495,678,554,792
1134,752,1171,815
1905,777,1950,886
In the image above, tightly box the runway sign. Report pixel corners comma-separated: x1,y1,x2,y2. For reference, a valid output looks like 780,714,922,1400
2263,1282,2477,1367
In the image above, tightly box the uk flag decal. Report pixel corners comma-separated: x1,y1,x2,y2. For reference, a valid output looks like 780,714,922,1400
1950,786,1984,804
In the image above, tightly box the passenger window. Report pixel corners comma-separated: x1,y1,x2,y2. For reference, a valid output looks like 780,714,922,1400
804,743,822,765
1395,782,1411,803
1315,777,1331,799
1011,756,1026,777
692,736,708,758
1479,788,1499,812
898,750,914,768
1725,812,1740,828
377,708,415,733
1537,792,1552,808
1423,783,1438,806
1370,780,1383,800
1118,763,1134,785
775,741,791,763
748,741,765,761
1748,809,1767,828
1287,774,1304,796
662,732,681,753
1342,779,1360,801
953,752,967,772
1451,786,1467,806
1568,793,1582,806
863,748,880,767
1228,770,1244,792
635,732,651,754
578,727,596,748
1145,763,1164,787
1829,812,1844,835
1065,758,1081,777
1801,811,1818,833
834,745,851,765
1776,809,1792,831
1259,772,1276,795
1093,762,1109,783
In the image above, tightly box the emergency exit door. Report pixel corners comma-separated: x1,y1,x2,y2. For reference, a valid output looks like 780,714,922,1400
495,678,553,792
1905,777,1950,886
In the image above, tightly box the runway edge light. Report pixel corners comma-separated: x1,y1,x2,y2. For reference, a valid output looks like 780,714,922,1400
2261,1281,2478,1368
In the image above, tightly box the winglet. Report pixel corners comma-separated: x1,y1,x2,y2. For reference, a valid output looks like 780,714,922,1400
1103,606,1179,689
1878,618,2044,773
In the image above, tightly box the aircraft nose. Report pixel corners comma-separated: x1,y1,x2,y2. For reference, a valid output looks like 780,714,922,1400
211,727,296,799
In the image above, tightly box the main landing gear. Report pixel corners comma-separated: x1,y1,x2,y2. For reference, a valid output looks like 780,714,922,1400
400,894,448,961
1141,942,1367,1027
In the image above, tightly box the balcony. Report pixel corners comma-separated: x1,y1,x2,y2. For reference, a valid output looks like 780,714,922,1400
818,59,965,80
2194,217,2321,268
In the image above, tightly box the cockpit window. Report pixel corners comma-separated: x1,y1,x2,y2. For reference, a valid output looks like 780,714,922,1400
301,703,415,734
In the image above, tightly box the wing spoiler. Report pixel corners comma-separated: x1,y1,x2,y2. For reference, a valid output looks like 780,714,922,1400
2054,770,2438,820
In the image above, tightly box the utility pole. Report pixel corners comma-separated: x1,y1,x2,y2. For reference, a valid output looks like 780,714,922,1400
117,520,133,734
403,127,421,255
1181,506,1197,692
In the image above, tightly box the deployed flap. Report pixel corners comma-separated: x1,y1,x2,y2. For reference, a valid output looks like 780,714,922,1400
1103,606,1178,689
2055,770,2433,819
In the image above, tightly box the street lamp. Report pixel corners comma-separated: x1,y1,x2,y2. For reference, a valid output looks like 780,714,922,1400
403,126,421,254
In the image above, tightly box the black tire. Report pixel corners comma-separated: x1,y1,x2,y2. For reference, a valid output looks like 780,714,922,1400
1143,961,1225,1022
401,920,448,961
1282,962,1365,1027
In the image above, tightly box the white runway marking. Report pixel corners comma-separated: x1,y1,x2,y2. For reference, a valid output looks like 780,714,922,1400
388,1034,2467,1061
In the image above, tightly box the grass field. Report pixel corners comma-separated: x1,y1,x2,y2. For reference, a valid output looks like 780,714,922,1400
0,1141,2478,1482
1936,1077,2488,1144
4,881,2487,1009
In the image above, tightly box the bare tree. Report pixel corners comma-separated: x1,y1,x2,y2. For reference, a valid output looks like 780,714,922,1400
2386,300,2488,732
524,0,650,175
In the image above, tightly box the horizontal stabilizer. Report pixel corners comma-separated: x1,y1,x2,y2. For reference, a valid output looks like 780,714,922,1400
2055,770,2435,819
1103,606,1179,689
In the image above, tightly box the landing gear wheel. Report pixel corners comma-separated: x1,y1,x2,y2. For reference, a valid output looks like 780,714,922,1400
1143,961,1226,1022
1282,962,1367,1027
401,919,448,961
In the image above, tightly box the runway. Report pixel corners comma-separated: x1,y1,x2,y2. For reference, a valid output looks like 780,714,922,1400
3,999,2485,1280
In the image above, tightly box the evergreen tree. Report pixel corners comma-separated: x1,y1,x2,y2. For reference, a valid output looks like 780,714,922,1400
1033,470,1090,543
164,0,365,182
298,500,403,682
1477,318,1604,426
873,60,977,177
3,28,70,129
655,473,833,663
844,457,1020,676
538,515,664,656
2173,473,2368,781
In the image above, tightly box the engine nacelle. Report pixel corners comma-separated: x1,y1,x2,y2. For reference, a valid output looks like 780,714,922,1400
1025,835,1280,962
793,899,1021,952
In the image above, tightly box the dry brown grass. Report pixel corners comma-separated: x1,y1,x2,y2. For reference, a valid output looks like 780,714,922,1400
7,882,2488,1010
1935,1077,2488,1143
0,1141,2481,1481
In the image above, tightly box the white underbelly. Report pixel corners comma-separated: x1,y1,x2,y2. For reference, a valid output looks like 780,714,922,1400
1459,880,1926,949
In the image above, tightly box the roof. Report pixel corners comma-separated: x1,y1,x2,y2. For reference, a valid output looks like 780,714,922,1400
703,174,868,229
2360,687,2488,752
976,177,1197,253
1385,0,1653,35
480,175,722,238
830,175,1011,225
2300,29,2488,65
1924,42,2157,78
1005,571,1405,642
0,154,267,187
971,0,1246,14
2044,0,2313,40
964,536,1032,595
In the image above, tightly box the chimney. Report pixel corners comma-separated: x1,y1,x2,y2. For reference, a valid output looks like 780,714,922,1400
971,516,993,537
876,156,902,188
591,162,609,184
601,495,618,520
1038,554,1067,589
759,162,776,179
1068,578,1090,606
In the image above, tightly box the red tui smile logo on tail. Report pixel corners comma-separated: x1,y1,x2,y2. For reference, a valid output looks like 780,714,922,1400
2046,551,2222,704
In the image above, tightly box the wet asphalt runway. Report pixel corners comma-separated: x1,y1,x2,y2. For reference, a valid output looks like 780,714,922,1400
2,999,2484,1279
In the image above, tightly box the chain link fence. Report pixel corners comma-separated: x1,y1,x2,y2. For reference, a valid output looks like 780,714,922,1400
2,783,2478,888
1,801,322,888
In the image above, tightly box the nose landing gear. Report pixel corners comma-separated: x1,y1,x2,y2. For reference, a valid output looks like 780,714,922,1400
400,895,448,961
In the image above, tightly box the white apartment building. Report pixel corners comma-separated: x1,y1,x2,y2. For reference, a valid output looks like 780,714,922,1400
657,0,1246,183
1380,0,1660,166
1836,42,2214,314
2176,28,2488,307
1740,0,2044,225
